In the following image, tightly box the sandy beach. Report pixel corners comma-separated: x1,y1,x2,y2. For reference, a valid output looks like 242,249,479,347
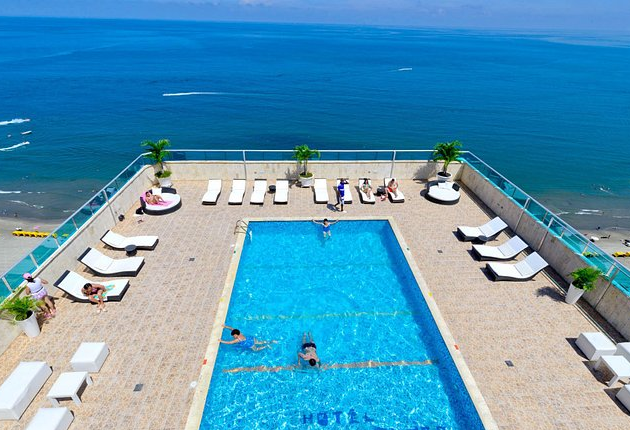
0,216,64,275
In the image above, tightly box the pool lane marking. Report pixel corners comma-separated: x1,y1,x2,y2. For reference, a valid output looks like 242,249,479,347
223,359,437,374
240,310,418,321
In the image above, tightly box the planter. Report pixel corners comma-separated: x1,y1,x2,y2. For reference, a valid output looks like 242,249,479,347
299,176,314,188
565,283,585,305
158,177,173,188
437,171,452,183
16,310,41,337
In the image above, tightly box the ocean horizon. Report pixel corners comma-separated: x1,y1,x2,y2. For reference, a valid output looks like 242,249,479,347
1,17,629,230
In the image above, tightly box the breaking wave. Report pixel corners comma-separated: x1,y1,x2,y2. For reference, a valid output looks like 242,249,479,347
0,190,21,194
162,92,225,97
0,118,30,126
0,141,29,151
8,200,44,209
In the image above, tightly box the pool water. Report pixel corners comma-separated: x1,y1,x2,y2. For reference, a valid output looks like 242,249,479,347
200,221,484,430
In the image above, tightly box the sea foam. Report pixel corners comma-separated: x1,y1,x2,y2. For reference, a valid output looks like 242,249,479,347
0,190,21,194
0,118,30,126
8,200,44,209
0,141,29,151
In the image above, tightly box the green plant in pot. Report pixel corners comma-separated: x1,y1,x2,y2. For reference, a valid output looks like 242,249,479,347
0,295,43,337
141,139,172,186
292,144,320,187
565,266,602,304
432,140,462,182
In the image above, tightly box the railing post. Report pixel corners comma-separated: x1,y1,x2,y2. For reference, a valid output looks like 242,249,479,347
594,267,620,309
72,218,79,230
514,198,530,231
537,217,554,250
242,150,248,180
29,253,38,267
52,235,60,247
2,277,12,293
104,190,117,223
390,150,396,178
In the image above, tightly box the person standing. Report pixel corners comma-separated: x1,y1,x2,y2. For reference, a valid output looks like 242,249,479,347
335,179,348,212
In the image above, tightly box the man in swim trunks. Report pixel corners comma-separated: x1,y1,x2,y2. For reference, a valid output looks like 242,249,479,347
297,332,320,368
312,218,338,238
219,325,275,351
386,178,399,199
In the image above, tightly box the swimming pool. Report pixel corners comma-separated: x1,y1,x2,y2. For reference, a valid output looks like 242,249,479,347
198,220,487,429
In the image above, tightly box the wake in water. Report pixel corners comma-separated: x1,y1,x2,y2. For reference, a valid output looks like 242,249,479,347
0,118,30,126
395,67,413,71
0,190,21,194
575,209,603,216
162,91,225,97
0,141,29,151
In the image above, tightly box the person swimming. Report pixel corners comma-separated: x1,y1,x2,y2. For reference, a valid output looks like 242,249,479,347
297,332,320,368
219,325,275,352
312,218,338,238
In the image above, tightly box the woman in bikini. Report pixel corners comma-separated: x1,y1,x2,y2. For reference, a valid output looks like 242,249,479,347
144,191,165,205
81,282,108,313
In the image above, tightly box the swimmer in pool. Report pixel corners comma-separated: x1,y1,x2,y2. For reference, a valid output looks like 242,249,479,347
312,218,338,238
219,325,276,351
297,332,320,368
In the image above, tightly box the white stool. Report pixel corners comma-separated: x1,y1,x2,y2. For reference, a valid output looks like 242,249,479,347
26,407,73,430
47,372,93,407
615,342,630,362
576,332,616,361
70,342,109,372
594,355,630,387
617,385,630,412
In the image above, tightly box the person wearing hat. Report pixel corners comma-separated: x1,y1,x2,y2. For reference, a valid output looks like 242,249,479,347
23,273,56,318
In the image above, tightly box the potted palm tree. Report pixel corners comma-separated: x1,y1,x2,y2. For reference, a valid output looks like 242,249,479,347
565,267,602,304
141,139,172,187
0,295,42,337
292,145,320,187
432,140,463,182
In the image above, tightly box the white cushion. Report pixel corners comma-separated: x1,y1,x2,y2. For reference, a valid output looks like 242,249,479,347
26,407,73,430
144,193,181,212
55,271,128,302
71,342,109,373
0,362,52,420
576,332,616,361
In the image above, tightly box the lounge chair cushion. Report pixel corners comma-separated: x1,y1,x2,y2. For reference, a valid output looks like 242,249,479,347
228,180,247,204
314,179,329,203
251,180,267,204
458,216,508,242
486,252,548,281
384,178,405,202
202,179,222,205
78,248,144,277
0,361,52,420
358,179,376,204
100,230,158,250
54,270,129,303
274,180,289,204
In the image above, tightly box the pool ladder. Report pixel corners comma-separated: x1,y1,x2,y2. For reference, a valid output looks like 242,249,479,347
234,219,248,235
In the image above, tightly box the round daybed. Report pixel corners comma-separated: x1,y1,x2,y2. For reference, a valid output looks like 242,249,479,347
426,181,460,205
140,187,182,215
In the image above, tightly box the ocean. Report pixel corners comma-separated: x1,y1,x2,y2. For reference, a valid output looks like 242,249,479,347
1,17,629,229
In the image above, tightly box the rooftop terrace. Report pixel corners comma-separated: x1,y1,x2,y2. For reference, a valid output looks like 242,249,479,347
1,152,629,429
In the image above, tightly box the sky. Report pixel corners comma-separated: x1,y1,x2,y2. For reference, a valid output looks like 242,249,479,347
1,0,629,31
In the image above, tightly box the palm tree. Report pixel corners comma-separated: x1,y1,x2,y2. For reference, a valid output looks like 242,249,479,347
432,140,463,175
292,145,320,177
141,139,171,172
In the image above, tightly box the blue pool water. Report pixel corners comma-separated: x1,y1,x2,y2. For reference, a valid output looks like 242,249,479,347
200,221,485,430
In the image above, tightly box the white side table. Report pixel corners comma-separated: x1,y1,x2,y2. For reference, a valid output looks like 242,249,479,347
576,332,616,361
70,342,109,372
47,371,93,407
615,342,630,362
594,355,630,387
26,407,74,430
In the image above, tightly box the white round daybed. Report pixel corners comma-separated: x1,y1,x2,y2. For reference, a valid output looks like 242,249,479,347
426,181,460,205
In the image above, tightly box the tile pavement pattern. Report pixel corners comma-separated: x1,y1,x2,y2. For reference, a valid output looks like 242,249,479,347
0,180,628,430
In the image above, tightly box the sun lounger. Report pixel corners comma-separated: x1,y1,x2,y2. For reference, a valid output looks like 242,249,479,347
250,179,267,205
228,179,247,205
100,230,158,251
384,178,405,202
472,235,528,260
336,180,353,204
54,270,130,303
140,188,181,215
201,179,222,205
358,179,376,204
274,180,289,204
78,247,144,277
0,361,52,420
486,252,548,281
457,216,508,242
314,179,329,204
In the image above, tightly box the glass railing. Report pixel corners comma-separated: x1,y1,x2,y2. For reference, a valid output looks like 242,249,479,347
3,149,627,300
460,152,630,297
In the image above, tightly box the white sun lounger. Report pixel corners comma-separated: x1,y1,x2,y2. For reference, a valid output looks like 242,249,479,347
486,252,549,281
314,179,329,204
472,236,528,260
384,178,405,202
274,180,289,204
336,179,353,204
54,270,130,303
78,247,144,277
358,179,376,204
457,216,508,242
0,361,52,420
202,179,222,205
100,230,158,251
250,179,267,205
228,179,247,205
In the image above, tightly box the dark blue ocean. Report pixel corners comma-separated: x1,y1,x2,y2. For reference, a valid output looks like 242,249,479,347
1,17,629,228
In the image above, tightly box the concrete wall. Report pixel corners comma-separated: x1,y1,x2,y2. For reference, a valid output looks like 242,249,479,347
166,160,464,182
460,164,630,340
0,167,153,355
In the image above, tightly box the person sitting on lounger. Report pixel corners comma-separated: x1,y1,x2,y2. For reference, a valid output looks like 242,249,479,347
297,332,320,368
81,282,108,313
144,191,165,205
387,178,399,199
312,218,338,238
219,325,275,351
361,179,373,199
